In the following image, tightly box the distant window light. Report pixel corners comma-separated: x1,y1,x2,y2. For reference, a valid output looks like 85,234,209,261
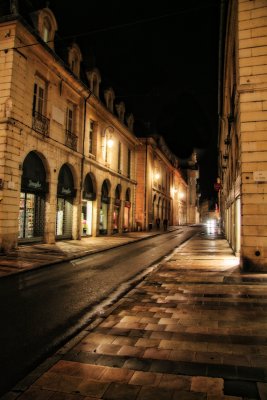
43,18,51,43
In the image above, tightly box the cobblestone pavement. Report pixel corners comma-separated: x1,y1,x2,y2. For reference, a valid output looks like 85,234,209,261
3,231,267,400
0,227,179,278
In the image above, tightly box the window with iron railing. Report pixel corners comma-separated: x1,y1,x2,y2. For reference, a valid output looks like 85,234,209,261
32,80,49,136
65,106,77,150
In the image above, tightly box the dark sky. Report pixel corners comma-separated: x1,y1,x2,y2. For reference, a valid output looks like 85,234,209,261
30,0,221,200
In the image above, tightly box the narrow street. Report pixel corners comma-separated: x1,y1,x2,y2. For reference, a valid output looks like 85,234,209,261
3,229,267,400
0,227,197,397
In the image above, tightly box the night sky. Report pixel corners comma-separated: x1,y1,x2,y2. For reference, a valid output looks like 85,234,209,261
24,0,221,200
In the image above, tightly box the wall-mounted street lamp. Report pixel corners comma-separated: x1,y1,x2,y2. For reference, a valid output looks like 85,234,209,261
154,172,160,181
178,191,185,200
103,125,114,162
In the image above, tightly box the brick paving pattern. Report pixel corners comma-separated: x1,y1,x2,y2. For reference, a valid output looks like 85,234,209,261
3,232,267,399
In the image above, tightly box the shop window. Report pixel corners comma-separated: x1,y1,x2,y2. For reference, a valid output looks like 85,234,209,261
99,179,110,235
113,184,121,233
56,164,75,239
19,151,47,242
124,188,131,232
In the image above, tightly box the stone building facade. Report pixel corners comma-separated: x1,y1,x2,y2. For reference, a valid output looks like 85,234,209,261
135,136,195,231
0,3,199,253
0,6,138,252
218,0,267,271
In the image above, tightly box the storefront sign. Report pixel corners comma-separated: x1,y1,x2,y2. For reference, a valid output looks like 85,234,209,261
28,179,42,189
114,198,121,207
83,191,96,200
58,185,76,197
124,201,131,208
22,178,46,192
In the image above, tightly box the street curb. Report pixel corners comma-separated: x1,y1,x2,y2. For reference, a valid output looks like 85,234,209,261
0,228,182,280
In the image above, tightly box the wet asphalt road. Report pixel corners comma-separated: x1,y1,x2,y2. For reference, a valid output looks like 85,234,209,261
0,226,198,396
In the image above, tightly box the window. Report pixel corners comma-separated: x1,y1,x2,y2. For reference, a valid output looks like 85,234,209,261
68,44,82,78
32,77,50,136
89,120,94,154
33,80,45,116
127,149,131,178
65,105,77,150
102,133,107,162
104,88,115,113
36,9,58,50
43,17,51,43
66,106,73,133
118,142,121,173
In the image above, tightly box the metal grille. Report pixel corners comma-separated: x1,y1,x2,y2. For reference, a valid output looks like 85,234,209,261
65,129,78,150
32,111,50,136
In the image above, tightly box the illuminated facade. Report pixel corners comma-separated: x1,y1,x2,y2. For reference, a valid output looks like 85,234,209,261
135,136,197,230
0,5,138,252
0,3,199,253
218,0,267,271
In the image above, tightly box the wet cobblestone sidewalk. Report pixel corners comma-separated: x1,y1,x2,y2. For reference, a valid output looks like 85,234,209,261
3,232,267,400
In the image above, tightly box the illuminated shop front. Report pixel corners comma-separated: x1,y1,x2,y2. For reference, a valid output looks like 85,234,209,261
81,173,96,236
123,188,131,232
99,179,110,235
56,164,75,239
18,151,47,242
113,184,121,233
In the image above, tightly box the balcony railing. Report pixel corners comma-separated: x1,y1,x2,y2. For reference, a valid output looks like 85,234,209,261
65,129,78,151
32,110,50,136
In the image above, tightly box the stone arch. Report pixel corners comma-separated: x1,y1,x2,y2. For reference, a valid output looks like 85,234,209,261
19,151,48,241
84,172,97,197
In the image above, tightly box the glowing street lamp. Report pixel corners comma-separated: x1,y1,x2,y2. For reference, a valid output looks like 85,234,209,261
178,191,185,200
154,172,160,181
